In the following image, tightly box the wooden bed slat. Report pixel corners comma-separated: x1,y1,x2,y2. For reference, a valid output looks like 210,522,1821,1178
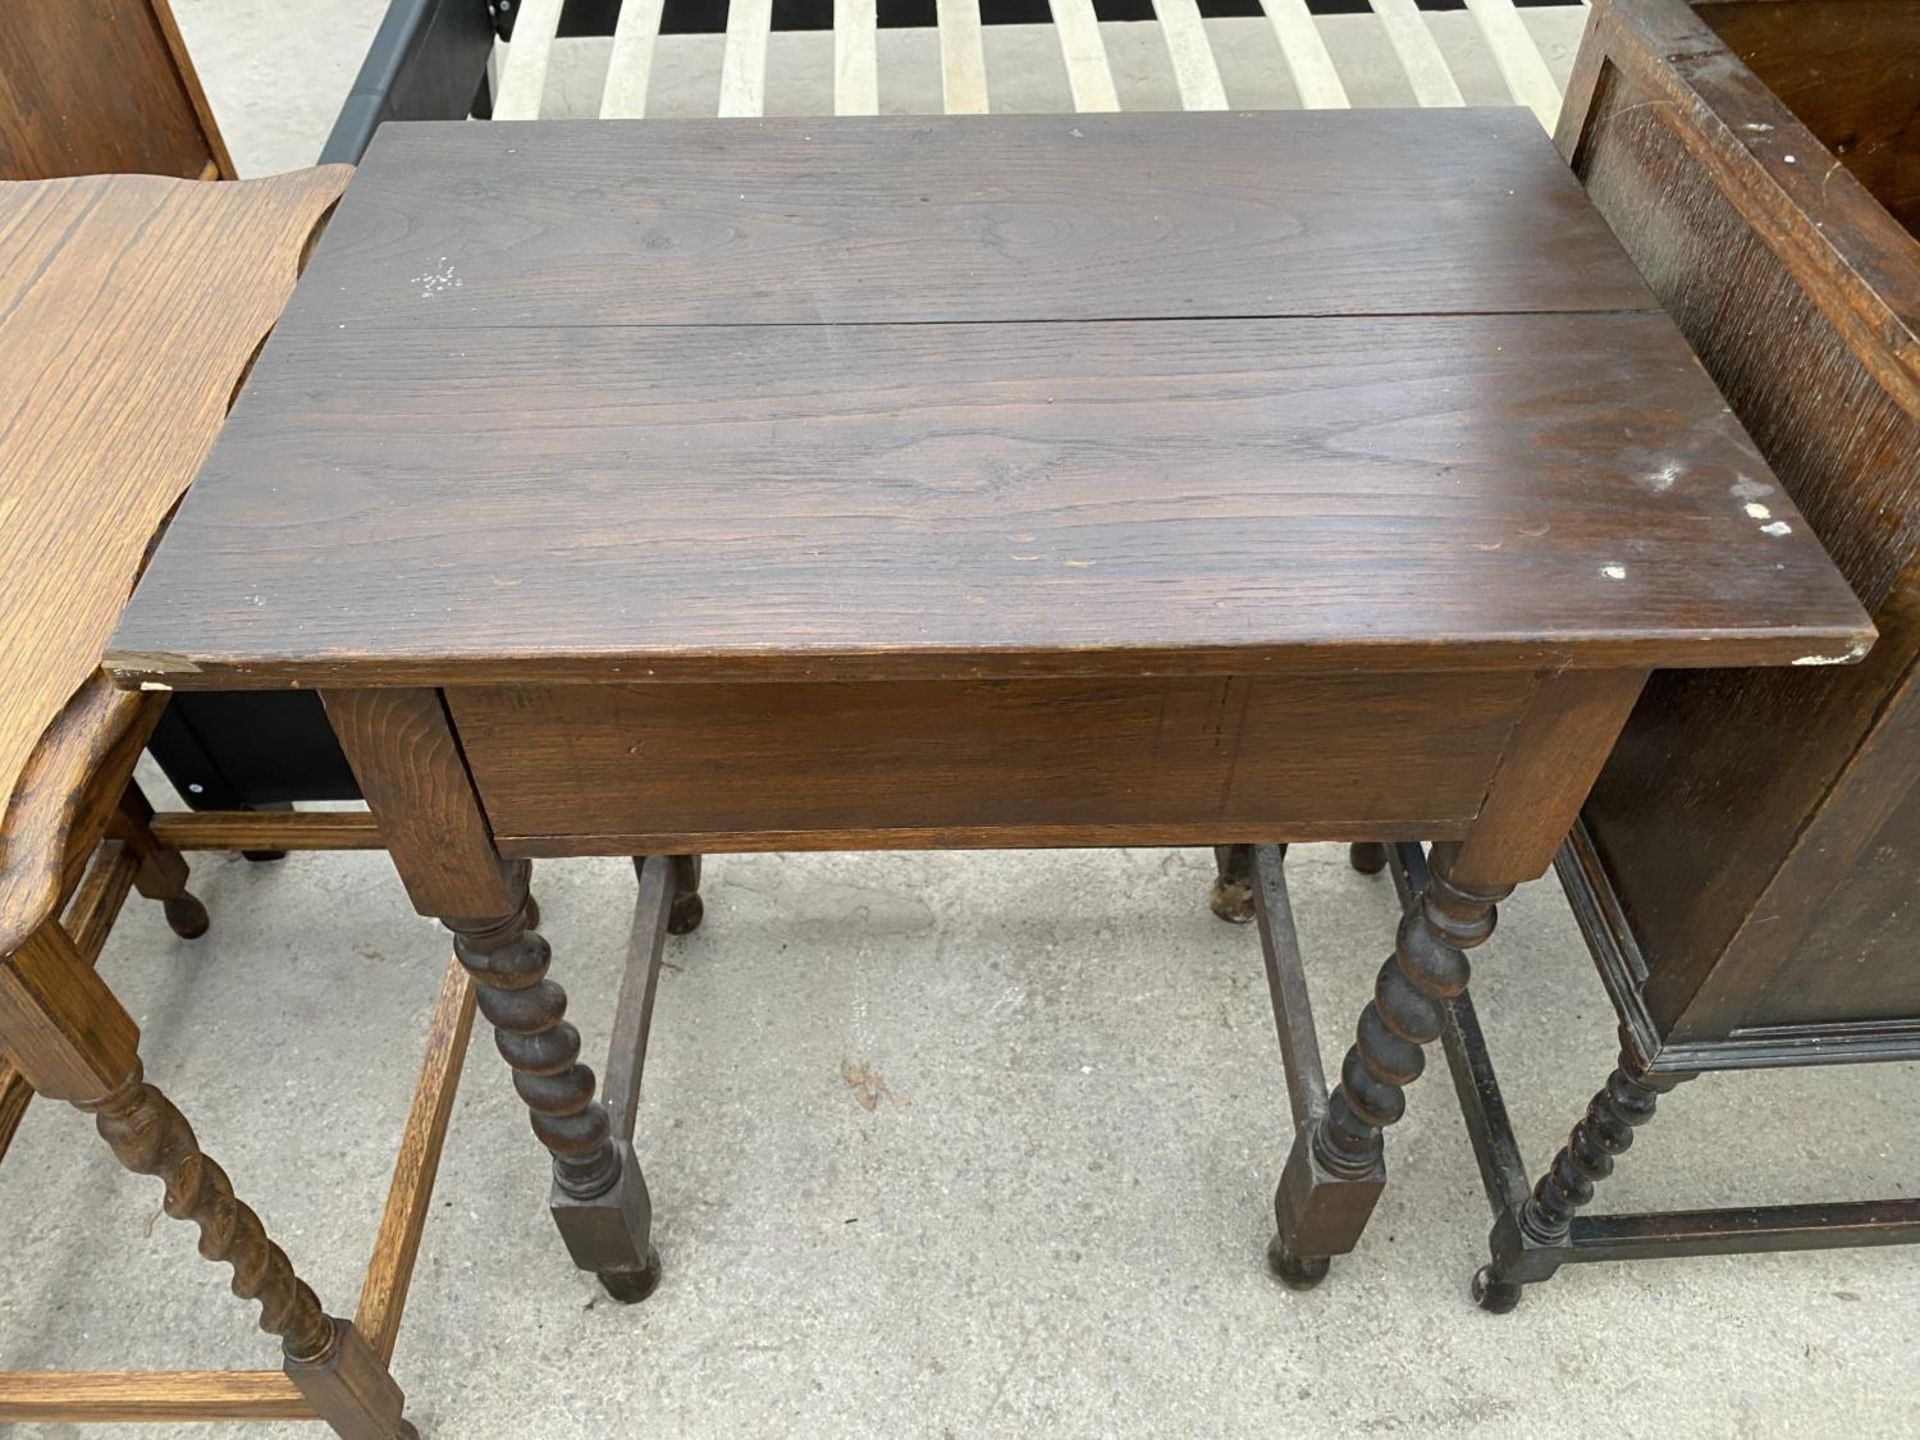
1464,0,1562,129
834,0,880,115
1263,0,1350,107
492,0,562,120
1051,0,1120,113
718,0,775,116
1370,0,1464,107
1155,0,1230,111
937,0,990,114
601,0,668,117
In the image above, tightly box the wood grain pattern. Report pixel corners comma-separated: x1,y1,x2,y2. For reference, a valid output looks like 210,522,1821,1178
253,113,1657,332
1448,667,1647,888
0,0,230,181
1562,0,1920,1048
354,955,476,1364
149,808,384,852
0,923,140,1104
0,167,348,857
113,310,1868,688
0,1370,311,1423
1697,0,1920,238
0,678,155,956
448,671,1536,848
322,690,520,920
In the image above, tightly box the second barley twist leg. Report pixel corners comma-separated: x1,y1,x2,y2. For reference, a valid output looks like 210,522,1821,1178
82,1062,338,1363
1271,846,1511,1286
79,1064,418,1436
452,897,660,1302
1473,1043,1692,1313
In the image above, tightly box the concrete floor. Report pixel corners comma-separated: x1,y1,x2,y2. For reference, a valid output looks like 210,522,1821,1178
5,4,1920,1438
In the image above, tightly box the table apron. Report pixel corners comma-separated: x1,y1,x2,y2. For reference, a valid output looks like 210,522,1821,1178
446,671,1536,856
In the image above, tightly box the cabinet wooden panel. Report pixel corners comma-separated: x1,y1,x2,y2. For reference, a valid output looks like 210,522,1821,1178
0,0,233,181
1561,0,1920,1053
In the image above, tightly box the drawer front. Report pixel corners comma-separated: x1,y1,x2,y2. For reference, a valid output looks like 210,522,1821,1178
448,673,1533,854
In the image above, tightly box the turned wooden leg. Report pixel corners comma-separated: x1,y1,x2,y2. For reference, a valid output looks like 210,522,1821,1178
111,782,209,940
450,890,660,1302
1209,844,1256,924
1271,844,1511,1286
0,922,412,1438
327,688,660,1302
668,853,704,935
1347,842,1387,875
1474,1043,1693,1313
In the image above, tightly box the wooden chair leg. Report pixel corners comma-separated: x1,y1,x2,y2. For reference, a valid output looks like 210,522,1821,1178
0,921,413,1438
110,782,210,940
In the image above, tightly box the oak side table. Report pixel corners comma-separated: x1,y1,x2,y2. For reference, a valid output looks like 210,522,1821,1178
109,112,1872,1304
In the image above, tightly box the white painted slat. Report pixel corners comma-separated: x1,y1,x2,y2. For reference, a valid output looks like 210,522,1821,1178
1369,0,1463,107
1154,0,1229,111
1464,0,1562,130
938,0,990,114
492,0,563,120
601,0,667,117
718,0,775,115
1051,0,1120,112
834,0,880,115
1262,0,1349,108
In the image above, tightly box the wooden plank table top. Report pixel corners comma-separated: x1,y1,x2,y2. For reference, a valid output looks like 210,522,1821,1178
107,112,1869,690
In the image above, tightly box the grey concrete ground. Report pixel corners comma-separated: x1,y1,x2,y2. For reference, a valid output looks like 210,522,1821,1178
4,4,1919,1438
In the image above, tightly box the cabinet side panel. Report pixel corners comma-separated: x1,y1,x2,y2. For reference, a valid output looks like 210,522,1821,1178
1572,57,1920,1034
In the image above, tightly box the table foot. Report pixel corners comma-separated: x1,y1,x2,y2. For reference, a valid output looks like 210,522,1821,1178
114,783,212,939
1470,1265,1524,1314
1347,842,1387,875
1267,1233,1331,1289
668,854,703,936
598,1245,664,1304
1209,844,1256,924
162,892,211,939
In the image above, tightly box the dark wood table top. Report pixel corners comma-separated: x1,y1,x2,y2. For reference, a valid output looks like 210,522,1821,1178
109,112,1872,689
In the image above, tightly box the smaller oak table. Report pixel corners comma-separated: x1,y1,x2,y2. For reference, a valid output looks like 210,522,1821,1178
109,111,1871,1307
